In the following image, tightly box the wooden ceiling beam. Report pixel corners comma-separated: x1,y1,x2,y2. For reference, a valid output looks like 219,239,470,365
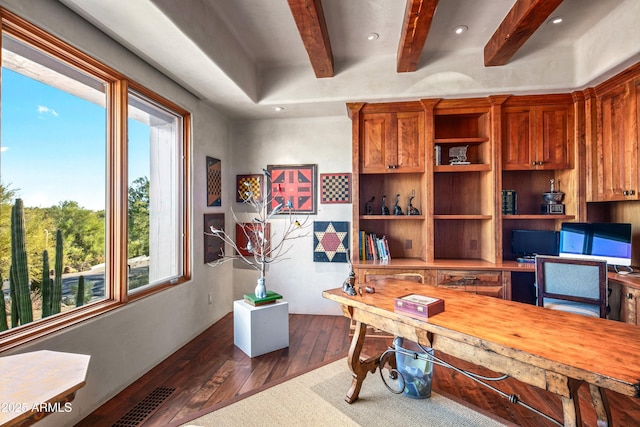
484,0,564,67
287,0,334,78
397,0,439,73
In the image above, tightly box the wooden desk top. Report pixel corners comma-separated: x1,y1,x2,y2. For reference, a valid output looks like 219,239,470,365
323,279,640,398
0,350,91,427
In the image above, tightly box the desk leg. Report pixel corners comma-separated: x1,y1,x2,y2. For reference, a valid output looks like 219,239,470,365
345,321,380,403
588,384,612,427
559,378,583,427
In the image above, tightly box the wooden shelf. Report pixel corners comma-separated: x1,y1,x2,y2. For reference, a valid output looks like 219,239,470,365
503,214,575,220
360,215,425,220
434,137,489,144
435,164,492,172
433,214,493,220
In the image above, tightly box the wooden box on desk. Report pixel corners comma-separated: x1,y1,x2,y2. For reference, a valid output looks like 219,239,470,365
394,294,445,319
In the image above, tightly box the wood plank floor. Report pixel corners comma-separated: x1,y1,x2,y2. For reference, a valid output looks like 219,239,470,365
77,313,640,427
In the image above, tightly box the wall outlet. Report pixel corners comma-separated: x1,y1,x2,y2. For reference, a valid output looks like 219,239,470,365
208,293,212,304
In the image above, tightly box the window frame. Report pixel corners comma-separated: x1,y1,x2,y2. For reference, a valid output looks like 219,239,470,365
0,8,191,351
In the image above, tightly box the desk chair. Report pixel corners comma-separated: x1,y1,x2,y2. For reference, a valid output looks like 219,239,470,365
535,255,608,318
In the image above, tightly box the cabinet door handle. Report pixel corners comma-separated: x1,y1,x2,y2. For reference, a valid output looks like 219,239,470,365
624,190,629,196
630,190,636,196
627,293,634,300
532,161,537,166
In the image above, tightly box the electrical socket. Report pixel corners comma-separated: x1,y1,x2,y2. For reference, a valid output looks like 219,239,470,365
208,293,212,304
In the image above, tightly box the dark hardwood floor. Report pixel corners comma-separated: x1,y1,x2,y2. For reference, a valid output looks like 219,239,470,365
77,313,640,427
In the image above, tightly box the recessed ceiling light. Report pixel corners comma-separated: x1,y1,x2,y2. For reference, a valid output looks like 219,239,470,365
366,33,379,41
274,106,285,112
452,25,468,35
548,16,563,25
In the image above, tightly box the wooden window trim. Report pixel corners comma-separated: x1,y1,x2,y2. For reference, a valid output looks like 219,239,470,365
0,8,191,351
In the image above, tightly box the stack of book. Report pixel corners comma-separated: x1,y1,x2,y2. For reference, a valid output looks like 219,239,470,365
243,291,283,306
358,231,390,261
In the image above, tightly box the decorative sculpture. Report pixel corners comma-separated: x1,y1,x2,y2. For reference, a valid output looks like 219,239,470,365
205,168,310,298
381,195,390,215
449,145,469,165
407,190,420,215
393,193,404,215
365,196,375,215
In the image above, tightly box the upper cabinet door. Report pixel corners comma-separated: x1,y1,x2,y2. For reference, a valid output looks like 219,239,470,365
360,110,424,173
535,105,572,170
502,102,572,170
591,81,639,201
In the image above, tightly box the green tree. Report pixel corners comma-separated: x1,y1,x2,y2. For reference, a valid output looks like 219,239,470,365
128,176,149,258
48,201,105,272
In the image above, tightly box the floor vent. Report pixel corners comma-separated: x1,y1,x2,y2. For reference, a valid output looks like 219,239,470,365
112,386,175,427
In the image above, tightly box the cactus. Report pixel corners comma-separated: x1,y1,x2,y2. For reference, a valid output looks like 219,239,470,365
75,275,85,307
51,230,63,315
10,199,32,325
9,265,18,327
41,250,52,318
0,273,7,331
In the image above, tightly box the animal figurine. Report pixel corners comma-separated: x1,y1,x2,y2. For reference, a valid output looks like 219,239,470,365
381,195,390,215
365,196,375,215
393,193,404,215
407,190,420,215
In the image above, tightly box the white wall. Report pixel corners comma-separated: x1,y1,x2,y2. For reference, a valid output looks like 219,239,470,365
230,116,352,315
0,1,234,425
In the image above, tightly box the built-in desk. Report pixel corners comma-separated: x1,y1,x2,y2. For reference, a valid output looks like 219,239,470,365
352,259,640,325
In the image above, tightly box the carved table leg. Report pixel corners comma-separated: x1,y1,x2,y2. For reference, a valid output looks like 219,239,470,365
589,384,612,427
345,320,381,403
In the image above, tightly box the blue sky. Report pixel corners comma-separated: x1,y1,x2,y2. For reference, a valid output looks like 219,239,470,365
1,68,149,211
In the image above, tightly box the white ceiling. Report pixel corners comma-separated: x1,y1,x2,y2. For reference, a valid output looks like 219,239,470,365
58,0,638,120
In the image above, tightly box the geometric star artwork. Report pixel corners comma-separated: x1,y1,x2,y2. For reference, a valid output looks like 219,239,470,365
313,221,349,263
320,173,351,204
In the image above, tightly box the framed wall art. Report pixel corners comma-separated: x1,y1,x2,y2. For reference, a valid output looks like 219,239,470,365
266,164,317,214
313,221,349,263
236,174,263,203
206,156,222,207
320,173,352,204
204,213,225,263
235,223,271,256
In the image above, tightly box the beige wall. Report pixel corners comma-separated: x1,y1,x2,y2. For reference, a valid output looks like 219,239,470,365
0,1,234,425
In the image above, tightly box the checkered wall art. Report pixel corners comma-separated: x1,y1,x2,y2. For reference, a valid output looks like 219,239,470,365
313,221,349,263
236,174,262,203
320,173,352,204
206,156,222,207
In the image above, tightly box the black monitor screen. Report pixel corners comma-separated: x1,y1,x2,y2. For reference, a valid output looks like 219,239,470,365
511,230,559,257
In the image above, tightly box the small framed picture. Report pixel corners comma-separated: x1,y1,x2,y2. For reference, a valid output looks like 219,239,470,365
206,157,222,207
236,174,263,203
204,213,225,263
267,164,317,214
320,173,352,204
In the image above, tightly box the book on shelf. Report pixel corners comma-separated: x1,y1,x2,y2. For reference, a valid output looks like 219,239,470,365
502,190,517,215
394,294,445,319
359,231,390,261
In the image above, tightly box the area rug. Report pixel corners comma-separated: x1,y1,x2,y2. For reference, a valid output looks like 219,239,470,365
177,358,512,427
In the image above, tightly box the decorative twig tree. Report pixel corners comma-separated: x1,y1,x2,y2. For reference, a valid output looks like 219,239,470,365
205,170,310,298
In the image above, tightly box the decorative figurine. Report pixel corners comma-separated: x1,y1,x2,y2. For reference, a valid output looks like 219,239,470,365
407,190,420,215
342,251,357,296
393,193,404,215
365,196,375,215
381,195,390,215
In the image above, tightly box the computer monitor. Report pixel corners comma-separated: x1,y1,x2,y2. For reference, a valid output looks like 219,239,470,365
559,222,632,266
511,229,559,257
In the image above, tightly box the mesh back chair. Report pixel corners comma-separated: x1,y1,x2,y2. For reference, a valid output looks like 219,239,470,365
535,255,608,318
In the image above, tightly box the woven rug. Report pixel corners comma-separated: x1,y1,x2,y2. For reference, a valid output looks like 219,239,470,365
177,358,512,427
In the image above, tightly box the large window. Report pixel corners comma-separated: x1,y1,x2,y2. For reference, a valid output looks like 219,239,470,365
0,10,190,349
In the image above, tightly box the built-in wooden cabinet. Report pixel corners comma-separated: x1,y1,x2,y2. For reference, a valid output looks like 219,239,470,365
620,286,640,326
502,97,573,170
587,67,640,202
356,103,425,173
347,61,640,315
436,270,504,299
